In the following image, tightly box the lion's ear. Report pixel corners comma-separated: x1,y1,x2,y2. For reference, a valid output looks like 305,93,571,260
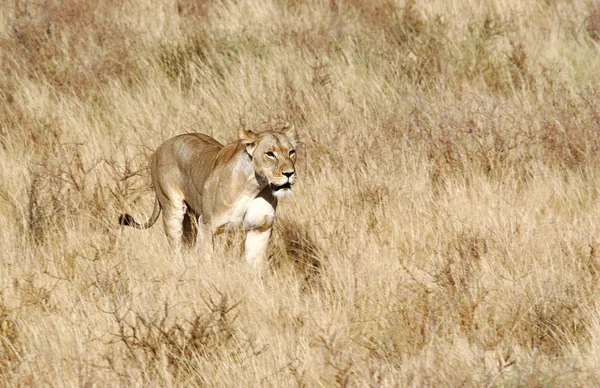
240,126,258,144
240,127,258,156
282,122,298,147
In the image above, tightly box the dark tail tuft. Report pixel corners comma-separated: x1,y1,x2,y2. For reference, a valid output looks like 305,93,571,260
118,199,161,230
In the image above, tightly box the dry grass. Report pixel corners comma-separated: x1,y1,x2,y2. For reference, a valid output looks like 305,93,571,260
2,0,600,385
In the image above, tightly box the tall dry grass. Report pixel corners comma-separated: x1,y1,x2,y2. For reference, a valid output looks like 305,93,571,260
1,0,600,385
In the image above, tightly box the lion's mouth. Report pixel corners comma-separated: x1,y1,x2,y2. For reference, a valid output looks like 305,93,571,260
270,182,292,192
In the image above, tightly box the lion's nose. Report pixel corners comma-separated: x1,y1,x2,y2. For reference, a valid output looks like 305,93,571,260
283,171,295,178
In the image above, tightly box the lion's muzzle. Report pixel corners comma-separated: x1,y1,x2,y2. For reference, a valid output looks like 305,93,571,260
270,182,292,191
270,174,295,198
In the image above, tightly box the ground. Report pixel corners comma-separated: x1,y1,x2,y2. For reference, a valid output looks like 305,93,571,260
1,0,600,385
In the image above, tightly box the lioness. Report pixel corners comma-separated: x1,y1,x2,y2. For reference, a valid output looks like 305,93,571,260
119,123,297,272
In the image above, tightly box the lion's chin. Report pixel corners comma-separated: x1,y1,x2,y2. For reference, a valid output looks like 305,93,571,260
270,182,293,199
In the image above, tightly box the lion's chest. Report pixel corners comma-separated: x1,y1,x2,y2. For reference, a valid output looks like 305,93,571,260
210,192,255,233
212,191,275,234
227,193,256,227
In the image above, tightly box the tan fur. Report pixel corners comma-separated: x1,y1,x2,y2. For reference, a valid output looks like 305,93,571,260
119,124,298,273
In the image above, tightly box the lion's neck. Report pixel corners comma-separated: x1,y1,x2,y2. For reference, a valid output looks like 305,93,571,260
218,141,265,198
209,146,268,230
234,149,264,194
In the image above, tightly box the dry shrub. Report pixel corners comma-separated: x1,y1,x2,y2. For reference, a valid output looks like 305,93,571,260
0,0,139,96
408,80,600,183
270,217,323,286
25,137,108,246
587,1,600,41
157,32,253,88
338,0,425,41
435,233,487,336
2,0,600,385
315,328,355,387
507,40,531,90
343,0,449,87
462,13,518,92
370,232,489,364
25,139,70,246
539,86,600,168
523,283,590,355
109,291,263,384
176,0,212,20
158,35,213,86
0,300,21,376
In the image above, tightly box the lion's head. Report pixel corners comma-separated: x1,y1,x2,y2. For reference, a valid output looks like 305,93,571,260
241,123,298,199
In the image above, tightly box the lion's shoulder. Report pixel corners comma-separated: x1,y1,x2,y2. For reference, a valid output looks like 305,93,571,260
166,133,222,165
213,140,246,169
173,133,223,151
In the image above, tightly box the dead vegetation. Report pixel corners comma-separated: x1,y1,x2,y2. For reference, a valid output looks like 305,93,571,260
1,0,600,385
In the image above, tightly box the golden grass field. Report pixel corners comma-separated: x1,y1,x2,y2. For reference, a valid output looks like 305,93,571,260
2,0,600,385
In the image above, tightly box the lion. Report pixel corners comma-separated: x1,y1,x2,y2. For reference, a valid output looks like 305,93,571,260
119,123,298,273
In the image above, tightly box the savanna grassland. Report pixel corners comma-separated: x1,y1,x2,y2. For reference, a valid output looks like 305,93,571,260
2,0,600,386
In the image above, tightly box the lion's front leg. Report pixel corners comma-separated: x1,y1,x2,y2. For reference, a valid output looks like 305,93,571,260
243,192,277,274
244,228,272,273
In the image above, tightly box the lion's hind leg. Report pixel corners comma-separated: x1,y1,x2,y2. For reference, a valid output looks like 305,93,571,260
161,199,187,252
195,215,214,257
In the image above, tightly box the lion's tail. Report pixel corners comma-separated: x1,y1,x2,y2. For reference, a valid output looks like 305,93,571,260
119,197,161,230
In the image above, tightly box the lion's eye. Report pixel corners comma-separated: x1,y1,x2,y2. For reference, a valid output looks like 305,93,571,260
289,150,296,157
266,151,276,158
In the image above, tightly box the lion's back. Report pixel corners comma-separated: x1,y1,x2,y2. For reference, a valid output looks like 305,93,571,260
152,133,224,214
